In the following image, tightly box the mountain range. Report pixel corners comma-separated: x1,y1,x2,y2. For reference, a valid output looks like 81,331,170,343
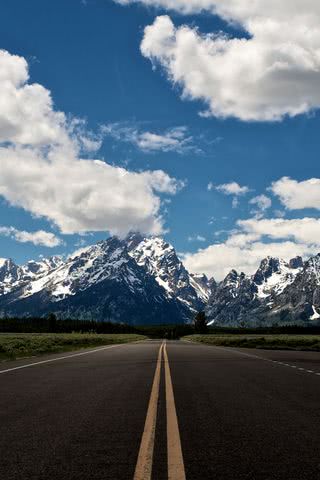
0,233,319,326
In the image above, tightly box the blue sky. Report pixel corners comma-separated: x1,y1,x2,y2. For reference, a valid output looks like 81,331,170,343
0,0,320,279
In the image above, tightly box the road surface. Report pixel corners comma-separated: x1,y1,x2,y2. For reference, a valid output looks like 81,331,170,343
1,340,320,479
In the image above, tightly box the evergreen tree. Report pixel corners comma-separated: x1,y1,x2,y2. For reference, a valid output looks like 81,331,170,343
194,311,208,333
47,312,57,332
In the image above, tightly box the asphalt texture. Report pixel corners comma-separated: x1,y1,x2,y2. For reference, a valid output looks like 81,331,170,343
1,340,320,480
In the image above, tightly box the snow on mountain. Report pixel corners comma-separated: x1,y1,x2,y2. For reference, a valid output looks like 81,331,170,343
127,233,210,311
0,258,7,268
253,256,303,301
190,274,211,303
21,238,141,301
0,259,20,295
271,253,320,324
0,237,189,324
0,235,202,323
206,269,257,326
304,253,320,284
206,254,320,326
0,235,320,326
0,233,211,313
310,305,320,320
0,256,64,297
24,256,64,276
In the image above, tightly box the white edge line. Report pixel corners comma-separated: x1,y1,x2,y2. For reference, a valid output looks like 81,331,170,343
180,340,320,377
0,343,126,375
200,345,320,378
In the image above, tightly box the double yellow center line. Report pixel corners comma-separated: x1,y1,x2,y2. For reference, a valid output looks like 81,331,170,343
134,341,186,480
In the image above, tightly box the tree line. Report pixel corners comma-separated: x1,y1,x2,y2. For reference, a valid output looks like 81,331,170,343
0,311,319,338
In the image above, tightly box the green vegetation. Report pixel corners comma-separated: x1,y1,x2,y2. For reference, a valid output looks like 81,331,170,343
183,334,320,351
0,316,139,334
1,315,320,354
0,333,146,361
0,316,196,339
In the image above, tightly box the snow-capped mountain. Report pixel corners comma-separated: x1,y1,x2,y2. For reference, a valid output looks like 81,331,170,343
206,255,320,326
206,270,258,326
0,256,64,296
0,234,210,324
0,234,319,326
269,253,320,324
253,256,303,301
127,233,210,311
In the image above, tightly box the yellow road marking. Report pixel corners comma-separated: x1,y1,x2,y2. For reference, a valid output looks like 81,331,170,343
164,342,186,480
134,342,164,480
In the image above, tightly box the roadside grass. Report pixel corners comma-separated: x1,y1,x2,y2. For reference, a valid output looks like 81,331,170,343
183,334,320,351
0,333,147,361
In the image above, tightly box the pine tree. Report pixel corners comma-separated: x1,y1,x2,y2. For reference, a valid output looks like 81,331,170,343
194,311,208,333
47,312,57,332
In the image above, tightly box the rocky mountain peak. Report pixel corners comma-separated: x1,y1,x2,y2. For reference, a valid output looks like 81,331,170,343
122,232,145,251
1,235,320,327
253,256,283,285
0,257,19,280
288,256,303,269
305,253,320,270
0,258,20,295
224,269,243,285
128,235,211,309
0,234,213,322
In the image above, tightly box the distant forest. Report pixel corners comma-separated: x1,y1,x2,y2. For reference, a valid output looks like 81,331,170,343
1,315,320,338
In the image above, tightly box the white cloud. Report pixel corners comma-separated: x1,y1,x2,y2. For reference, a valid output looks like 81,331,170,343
274,209,285,218
135,4,320,121
271,177,320,210
0,145,181,236
214,182,250,196
103,123,198,154
0,50,69,146
115,0,320,20
0,227,62,247
0,50,182,237
183,217,320,280
188,235,206,242
238,217,320,245
183,237,316,280
209,181,249,208
249,194,272,218
138,129,190,153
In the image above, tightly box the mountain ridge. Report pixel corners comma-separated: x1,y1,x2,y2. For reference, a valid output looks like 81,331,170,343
0,234,319,326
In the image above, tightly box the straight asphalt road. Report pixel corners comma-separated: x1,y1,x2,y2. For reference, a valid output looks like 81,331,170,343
0,340,320,480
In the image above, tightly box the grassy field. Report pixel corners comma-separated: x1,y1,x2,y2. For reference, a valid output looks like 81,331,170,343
183,334,320,351
0,333,147,361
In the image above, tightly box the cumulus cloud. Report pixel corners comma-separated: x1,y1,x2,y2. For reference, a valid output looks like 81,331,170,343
0,145,181,236
103,123,198,154
0,226,62,247
209,181,249,208
271,177,320,210
183,237,317,281
132,2,320,121
116,0,320,20
209,181,250,196
183,217,320,280
238,217,320,245
0,50,68,146
249,194,272,218
0,49,182,237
